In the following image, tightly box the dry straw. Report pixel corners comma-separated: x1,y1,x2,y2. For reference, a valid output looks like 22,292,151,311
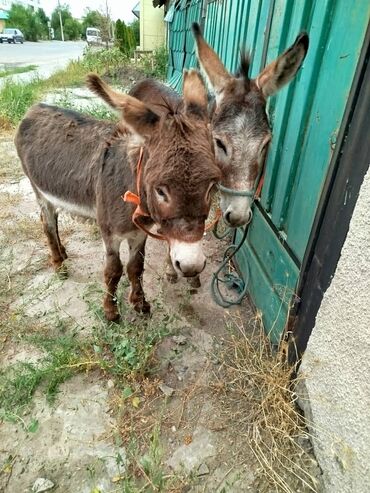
213,312,322,492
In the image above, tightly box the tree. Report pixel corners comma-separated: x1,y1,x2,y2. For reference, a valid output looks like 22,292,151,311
7,4,46,41
81,8,102,38
51,4,81,41
129,19,140,46
115,19,136,55
64,17,81,41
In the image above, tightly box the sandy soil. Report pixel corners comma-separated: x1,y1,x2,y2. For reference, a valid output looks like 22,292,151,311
0,129,321,493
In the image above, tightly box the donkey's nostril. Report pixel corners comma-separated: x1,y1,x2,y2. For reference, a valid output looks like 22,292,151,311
225,211,232,224
175,260,181,271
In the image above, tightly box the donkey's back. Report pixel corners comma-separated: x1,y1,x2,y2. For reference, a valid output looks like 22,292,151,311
15,103,115,215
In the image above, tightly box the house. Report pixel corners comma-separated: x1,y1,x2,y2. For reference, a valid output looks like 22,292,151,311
132,0,166,52
0,8,8,31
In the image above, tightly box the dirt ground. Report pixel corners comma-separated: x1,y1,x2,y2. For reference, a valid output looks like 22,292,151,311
0,130,321,493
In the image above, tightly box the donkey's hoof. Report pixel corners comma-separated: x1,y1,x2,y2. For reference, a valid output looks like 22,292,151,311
166,272,178,284
187,275,201,289
104,306,120,322
54,261,68,279
104,297,120,322
133,299,151,315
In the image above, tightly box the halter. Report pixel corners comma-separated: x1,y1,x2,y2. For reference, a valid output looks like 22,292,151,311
122,147,221,241
218,172,265,201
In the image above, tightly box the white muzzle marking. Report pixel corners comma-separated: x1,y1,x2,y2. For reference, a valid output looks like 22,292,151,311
169,239,206,277
220,194,253,227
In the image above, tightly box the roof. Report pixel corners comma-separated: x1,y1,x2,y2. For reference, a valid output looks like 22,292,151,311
132,1,140,19
0,9,9,20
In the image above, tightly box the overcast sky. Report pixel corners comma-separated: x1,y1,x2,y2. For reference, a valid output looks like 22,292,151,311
39,0,138,23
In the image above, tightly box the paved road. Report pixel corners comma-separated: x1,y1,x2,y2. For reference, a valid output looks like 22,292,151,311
0,41,86,83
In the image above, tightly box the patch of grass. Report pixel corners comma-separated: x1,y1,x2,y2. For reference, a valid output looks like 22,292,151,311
53,90,117,121
0,76,42,127
121,425,186,492
213,315,321,493
84,283,172,378
0,46,129,129
0,65,37,78
0,334,94,424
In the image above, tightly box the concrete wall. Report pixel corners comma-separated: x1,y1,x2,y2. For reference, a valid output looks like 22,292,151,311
140,0,165,51
300,168,370,492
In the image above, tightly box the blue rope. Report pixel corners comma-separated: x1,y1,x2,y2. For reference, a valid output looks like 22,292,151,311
210,223,249,308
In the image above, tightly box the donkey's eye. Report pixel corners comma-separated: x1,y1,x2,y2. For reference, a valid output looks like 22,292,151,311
155,186,169,203
215,138,227,155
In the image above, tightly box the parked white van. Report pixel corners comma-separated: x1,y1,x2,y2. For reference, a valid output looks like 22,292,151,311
86,28,101,45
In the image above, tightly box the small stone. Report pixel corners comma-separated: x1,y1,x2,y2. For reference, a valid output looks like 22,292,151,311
32,478,55,492
107,379,114,389
172,335,187,345
159,383,175,397
197,463,210,476
171,425,177,432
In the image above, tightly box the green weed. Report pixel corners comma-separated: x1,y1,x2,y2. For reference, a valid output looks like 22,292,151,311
138,45,168,80
54,90,117,121
0,46,129,128
0,64,37,78
0,76,42,127
0,334,92,419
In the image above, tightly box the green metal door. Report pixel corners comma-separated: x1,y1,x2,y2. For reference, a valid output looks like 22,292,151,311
167,0,369,342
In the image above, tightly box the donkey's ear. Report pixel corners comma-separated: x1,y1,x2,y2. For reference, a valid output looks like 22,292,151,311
255,32,309,98
192,22,231,97
183,69,208,120
86,74,159,137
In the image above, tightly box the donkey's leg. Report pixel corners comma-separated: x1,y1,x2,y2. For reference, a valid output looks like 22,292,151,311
127,232,150,314
102,235,123,321
165,250,178,284
187,275,201,289
38,198,67,271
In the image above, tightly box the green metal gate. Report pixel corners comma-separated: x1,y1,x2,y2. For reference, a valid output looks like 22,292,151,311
167,0,370,342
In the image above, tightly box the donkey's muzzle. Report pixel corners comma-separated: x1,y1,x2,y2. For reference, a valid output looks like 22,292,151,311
169,239,206,277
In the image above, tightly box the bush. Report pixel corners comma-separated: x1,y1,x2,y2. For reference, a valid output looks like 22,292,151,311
82,47,128,75
139,46,168,80
7,4,49,41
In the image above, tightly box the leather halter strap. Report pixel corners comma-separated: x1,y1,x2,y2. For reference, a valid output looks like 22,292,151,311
122,148,220,241
122,147,166,241
218,168,265,200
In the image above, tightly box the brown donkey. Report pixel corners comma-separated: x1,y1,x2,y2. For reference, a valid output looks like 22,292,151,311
15,71,220,321
192,23,309,227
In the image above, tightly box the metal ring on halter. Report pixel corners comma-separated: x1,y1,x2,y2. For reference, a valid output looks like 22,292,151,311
218,184,255,197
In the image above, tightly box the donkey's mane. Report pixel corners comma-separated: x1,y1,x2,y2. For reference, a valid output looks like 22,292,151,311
236,50,251,88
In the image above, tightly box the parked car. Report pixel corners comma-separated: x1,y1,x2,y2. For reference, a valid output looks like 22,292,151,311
0,28,24,44
86,27,101,45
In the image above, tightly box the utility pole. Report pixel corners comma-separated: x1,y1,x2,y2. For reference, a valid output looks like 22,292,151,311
57,0,64,41
105,0,110,49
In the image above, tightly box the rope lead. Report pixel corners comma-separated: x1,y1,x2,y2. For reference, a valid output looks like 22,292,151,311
210,223,250,308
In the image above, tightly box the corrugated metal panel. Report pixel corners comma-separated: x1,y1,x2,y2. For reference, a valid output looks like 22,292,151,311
167,0,202,91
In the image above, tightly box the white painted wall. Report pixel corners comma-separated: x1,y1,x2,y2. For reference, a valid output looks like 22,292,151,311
139,0,165,51
300,168,370,492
